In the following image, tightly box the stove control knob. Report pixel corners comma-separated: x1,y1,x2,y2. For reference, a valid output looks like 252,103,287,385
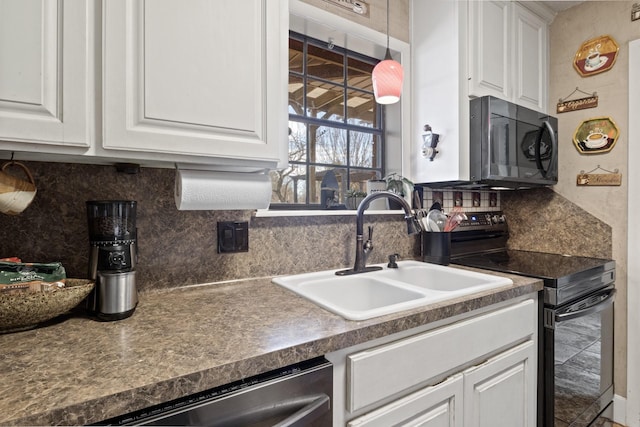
491,214,506,224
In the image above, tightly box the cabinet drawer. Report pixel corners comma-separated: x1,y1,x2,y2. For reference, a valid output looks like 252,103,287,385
347,374,463,427
347,299,535,412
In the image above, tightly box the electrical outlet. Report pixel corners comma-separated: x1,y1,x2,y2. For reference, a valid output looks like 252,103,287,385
217,221,249,253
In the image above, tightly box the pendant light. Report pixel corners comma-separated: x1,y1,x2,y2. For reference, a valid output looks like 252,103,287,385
371,0,403,104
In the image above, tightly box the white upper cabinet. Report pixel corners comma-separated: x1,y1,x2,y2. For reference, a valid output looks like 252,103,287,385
468,1,510,102
0,0,94,149
512,4,548,112
410,0,553,185
468,1,550,113
102,0,288,168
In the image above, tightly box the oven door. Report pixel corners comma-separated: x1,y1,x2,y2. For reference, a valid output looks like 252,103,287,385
542,286,615,427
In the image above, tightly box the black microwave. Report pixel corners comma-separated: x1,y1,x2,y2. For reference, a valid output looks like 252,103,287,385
468,96,558,188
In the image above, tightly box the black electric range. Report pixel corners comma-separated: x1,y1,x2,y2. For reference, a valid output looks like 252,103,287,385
452,247,615,306
445,212,615,427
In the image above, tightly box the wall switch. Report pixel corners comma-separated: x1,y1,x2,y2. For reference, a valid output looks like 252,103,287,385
217,221,249,253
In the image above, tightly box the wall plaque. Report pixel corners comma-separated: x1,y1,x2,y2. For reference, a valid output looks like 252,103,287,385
573,117,619,154
557,95,598,113
576,172,622,186
574,35,619,77
577,166,622,186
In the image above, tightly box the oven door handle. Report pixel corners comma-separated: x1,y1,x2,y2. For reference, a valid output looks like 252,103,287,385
555,287,616,323
275,394,331,427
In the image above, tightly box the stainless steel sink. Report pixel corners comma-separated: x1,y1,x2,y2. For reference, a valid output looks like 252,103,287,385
272,261,513,320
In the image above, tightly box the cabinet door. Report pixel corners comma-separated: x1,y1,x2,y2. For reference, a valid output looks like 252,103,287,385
512,3,547,112
102,0,287,166
0,0,93,148
468,0,510,100
463,340,536,427
348,374,464,427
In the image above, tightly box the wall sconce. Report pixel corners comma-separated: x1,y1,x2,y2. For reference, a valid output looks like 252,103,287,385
421,125,440,161
372,0,403,104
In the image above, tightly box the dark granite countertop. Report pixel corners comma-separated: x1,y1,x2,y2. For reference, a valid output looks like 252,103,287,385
0,268,542,426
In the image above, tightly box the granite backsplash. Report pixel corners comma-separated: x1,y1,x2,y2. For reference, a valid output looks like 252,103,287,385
501,188,612,259
0,162,420,291
0,161,611,292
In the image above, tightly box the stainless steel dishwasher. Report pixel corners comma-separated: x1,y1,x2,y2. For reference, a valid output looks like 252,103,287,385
100,357,332,426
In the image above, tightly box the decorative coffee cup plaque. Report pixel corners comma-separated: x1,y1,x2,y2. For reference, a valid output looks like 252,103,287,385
574,35,619,77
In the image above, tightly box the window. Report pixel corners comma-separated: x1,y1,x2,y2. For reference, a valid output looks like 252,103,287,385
270,31,384,209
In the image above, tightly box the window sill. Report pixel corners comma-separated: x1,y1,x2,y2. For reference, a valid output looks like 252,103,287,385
254,209,406,218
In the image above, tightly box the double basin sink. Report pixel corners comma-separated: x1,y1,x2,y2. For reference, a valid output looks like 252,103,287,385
272,260,513,321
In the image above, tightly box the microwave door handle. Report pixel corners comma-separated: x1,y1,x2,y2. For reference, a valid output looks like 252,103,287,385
274,394,331,427
555,287,616,323
535,120,557,178
546,120,558,177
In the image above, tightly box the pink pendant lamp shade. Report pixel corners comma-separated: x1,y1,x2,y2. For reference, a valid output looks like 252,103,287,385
372,49,403,104
372,0,403,105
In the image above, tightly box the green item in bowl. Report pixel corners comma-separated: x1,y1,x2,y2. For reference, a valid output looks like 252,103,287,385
0,261,66,293
0,279,94,333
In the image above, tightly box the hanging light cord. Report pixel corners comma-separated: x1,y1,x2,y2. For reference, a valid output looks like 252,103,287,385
384,0,392,60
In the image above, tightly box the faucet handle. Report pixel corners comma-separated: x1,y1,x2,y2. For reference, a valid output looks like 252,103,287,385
364,225,374,254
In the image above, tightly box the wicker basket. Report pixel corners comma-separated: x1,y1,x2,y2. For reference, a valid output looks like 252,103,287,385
0,279,94,333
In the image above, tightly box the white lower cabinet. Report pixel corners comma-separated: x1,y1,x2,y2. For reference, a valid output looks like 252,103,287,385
348,374,464,427
326,296,538,426
463,341,536,427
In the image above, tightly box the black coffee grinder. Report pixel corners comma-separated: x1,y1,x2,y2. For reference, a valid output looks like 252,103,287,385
86,200,138,320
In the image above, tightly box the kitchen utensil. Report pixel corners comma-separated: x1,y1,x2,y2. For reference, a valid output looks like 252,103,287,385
413,190,422,209
417,212,429,231
426,208,447,232
444,207,467,232
411,191,429,231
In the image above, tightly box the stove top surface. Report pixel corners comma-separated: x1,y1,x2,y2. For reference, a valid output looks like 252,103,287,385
451,249,614,283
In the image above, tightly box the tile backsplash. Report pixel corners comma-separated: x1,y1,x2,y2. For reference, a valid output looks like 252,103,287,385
419,187,501,212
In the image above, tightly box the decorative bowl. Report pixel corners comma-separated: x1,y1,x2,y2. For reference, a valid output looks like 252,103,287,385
0,279,94,333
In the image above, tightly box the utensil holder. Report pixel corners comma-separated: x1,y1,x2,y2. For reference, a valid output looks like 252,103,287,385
422,232,451,265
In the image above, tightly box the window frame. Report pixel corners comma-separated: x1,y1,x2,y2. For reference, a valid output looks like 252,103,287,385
258,0,411,216
273,31,385,210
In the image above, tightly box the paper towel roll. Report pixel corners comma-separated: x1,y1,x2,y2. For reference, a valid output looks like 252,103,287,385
175,170,272,210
